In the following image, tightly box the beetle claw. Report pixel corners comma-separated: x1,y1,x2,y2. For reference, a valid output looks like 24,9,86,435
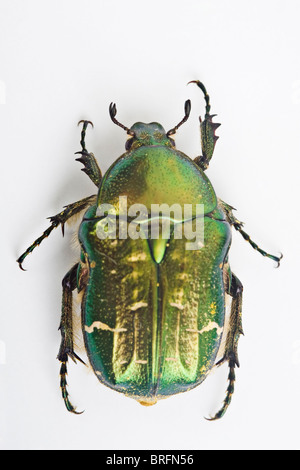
71,408,84,415
60,360,85,414
204,415,218,422
77,120,94,128
17,260,26,271
275,253,283,268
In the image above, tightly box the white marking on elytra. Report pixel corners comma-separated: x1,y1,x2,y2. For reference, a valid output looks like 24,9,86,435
130,301,148,311
186,321,223,336
85,321,127,334
127,252,147,262
121,270,140,283
177,273,188,280
169,302,185,310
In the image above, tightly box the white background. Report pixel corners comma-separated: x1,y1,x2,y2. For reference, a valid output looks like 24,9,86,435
1,0,299,451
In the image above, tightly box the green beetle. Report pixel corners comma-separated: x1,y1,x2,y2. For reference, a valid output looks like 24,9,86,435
17,81,281,420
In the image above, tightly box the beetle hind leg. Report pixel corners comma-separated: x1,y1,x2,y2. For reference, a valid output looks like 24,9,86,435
57,263,85,414
206,361,236,421
207,272,243,421
59,360,83,414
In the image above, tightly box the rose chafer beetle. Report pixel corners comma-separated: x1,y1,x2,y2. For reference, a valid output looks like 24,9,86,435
17,81,282,419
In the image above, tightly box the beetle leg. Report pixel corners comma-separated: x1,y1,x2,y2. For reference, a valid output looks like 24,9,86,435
207,272,243,421
17,194,97,269
57,263,85,414
189,80,221,170
219,199,283,267
75,120,102,187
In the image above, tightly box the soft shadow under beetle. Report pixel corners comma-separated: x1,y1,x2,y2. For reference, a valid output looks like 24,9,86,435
17,81,282,419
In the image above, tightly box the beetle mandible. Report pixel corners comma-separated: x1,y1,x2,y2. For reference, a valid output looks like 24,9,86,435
17,81,282,420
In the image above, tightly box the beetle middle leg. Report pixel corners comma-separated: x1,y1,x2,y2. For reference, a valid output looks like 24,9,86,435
207,271,243,421
57,263,85,414
219,199,282,267
17,194,97,269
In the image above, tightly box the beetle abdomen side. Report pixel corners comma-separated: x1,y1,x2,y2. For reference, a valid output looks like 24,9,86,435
79,215,231,402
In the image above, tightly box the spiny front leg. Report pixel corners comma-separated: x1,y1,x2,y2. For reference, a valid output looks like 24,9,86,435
58,263,85,414
17,194,97,270
188,80,221,170
219,199,283,267
75,120,102,187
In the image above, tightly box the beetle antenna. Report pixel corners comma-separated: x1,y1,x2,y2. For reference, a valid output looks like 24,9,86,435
77,120,94,152
109,103,135,136
188,81,211,119
167,99,191,137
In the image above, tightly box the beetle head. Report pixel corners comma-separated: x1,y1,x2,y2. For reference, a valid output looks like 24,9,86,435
109,100,191,150
126,122,172,150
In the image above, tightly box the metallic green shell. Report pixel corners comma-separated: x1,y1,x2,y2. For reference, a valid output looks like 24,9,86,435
98,146,217,215
78,144,231,403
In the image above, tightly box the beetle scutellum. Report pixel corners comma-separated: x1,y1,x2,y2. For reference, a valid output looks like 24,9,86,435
17,81,282,419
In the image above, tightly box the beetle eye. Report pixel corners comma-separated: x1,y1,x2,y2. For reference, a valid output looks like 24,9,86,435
125,137,134,150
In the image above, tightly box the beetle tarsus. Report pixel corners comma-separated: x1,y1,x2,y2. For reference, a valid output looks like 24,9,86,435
16,195,97,268
78,120,94,127
218,199,283,267
57,264,86,413
205,360,236,421
78,120,94,152
60,360,84,415
274,252,283,268
206,271,243,420
17,260,27,271
76,121,102,186
16,222,59,270
235,225,283,265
